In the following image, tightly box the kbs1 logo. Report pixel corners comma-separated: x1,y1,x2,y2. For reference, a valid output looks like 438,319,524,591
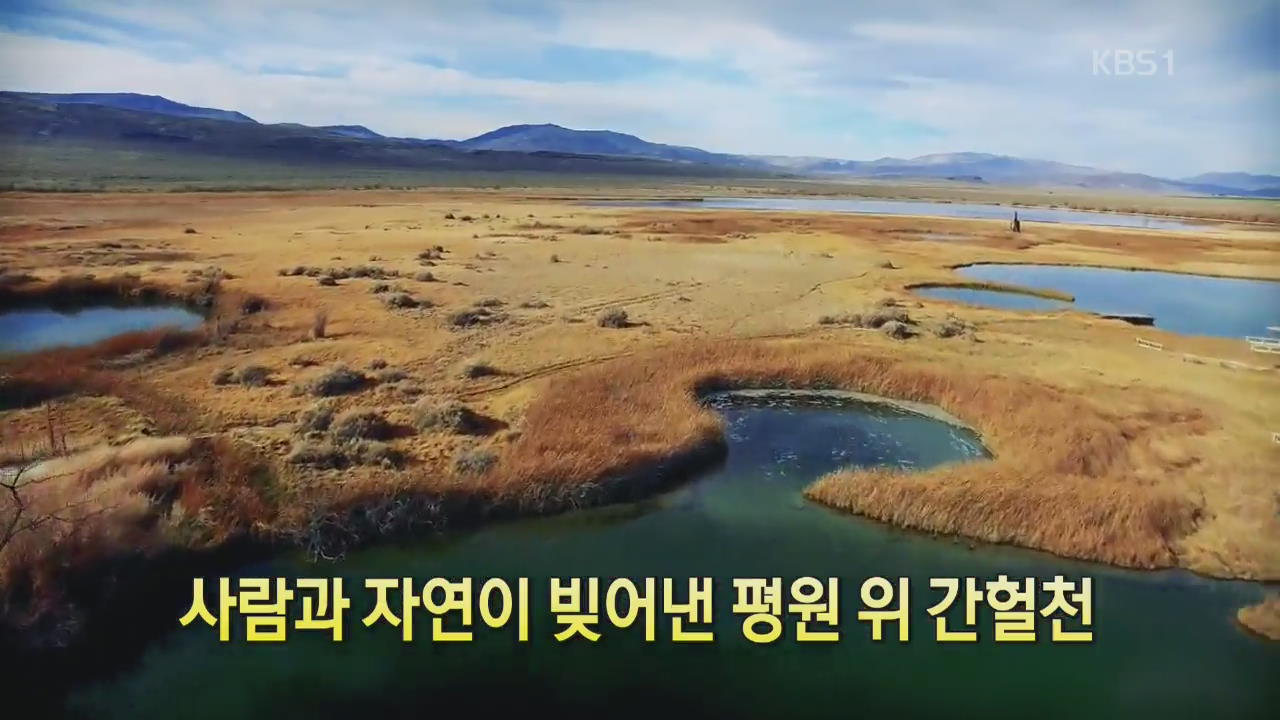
1092,49,1174,76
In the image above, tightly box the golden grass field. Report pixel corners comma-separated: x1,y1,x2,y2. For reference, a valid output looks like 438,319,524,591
1,188,1277,635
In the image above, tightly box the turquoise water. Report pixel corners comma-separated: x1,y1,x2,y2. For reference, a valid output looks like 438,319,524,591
916,286,1070,312
0,305,203,353
592,197,1207,231
68,394,1278,719
947,265,1280,338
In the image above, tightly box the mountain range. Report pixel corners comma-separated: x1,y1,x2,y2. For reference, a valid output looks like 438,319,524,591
2,91,1276,196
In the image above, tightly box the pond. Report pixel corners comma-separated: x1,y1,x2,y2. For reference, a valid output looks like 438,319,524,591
0,304,204,354
68,393,1276,719
934,264,1280,338
590,197,1209,231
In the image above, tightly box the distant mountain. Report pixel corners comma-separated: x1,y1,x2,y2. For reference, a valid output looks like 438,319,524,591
314,124,383,140
1181,172,1280,192
1,91,1276,196
3,91,257,124
456,123,769,169
0,93,757,179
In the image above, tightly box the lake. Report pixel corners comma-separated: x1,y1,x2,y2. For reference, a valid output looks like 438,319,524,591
69,392,1278,719
591,197,1208,231
931,264,1280,338
0,304,204,354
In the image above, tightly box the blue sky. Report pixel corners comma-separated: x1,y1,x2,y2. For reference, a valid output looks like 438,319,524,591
0,0,1276,176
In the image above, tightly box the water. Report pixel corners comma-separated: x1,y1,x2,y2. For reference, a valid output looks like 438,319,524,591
69,394,1277,719
592,197,1207,230
916,286,1070,312
942,264,1280,338
0,304,204,353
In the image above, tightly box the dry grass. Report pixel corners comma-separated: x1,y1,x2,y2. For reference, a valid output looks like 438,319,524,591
453,339,1207,568
1,434,275,613
906,279,1075,302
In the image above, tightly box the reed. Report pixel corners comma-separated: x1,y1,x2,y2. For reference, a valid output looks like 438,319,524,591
459,339,1205,568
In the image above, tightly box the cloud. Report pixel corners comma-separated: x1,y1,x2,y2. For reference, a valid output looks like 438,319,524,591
0,0,1275,175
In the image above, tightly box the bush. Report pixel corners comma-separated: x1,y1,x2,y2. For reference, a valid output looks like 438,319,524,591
448,307,503,327
308,365,367,396
375,367,409,383
236,364,272,387
881,320,917,340
818,313,861,326
383,292,419,309
348,440,403,468
240,295,268,314
286,440,347,469
454,447,497,475
331,408,392,442
294,399,338,434
818,306,912,329
863,307,910,328
413,399,483,434
935,314,971,338
459,361,499,379
597,308,629,328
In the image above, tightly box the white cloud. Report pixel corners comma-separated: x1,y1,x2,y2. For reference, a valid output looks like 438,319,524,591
0,0,1275,175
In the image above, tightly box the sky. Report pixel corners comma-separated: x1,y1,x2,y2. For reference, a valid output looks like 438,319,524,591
0,0,1276,177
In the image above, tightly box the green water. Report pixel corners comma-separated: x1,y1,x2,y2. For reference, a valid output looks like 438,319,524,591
69,393,1278,719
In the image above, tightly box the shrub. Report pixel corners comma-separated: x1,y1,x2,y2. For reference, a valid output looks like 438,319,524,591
286,440,346,469
348,440,403,468
383,292,420,309
597,308,629,328
935,314,971,338
413,399,483,434
818,313,861,326
294,399,338,434
240,295,268,314
308,365,367,396
236,365,272,387
448,308,503,327
330,408,392,442
375,367,409,383
863,307,910,328
881,320,917,340
453,447,497,475
459,361,499,379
